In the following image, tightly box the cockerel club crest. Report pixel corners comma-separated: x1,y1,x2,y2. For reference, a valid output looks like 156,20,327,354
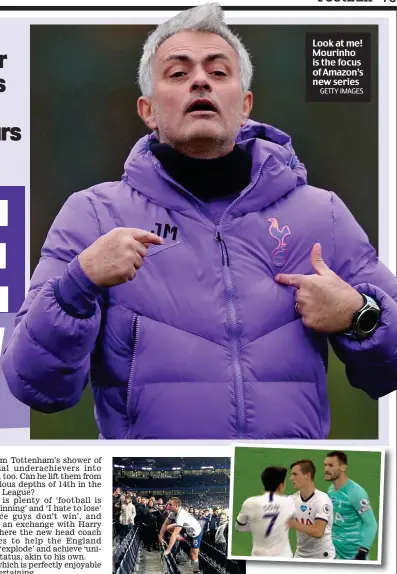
268,217,291,267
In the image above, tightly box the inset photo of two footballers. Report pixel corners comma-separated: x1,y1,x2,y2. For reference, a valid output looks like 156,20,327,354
229,445,384,564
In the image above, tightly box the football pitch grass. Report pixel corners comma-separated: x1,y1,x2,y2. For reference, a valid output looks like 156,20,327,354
231,447,382,561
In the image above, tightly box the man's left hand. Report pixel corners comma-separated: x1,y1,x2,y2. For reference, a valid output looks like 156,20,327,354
275,243,363,333
163,549,170,556
287,518,297,529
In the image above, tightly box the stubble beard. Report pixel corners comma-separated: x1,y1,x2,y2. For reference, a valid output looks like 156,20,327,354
161,122,233,159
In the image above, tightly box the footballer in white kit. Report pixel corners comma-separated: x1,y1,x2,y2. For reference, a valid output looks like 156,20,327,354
235,466,295,557
288,459,335,559
159,497,203,573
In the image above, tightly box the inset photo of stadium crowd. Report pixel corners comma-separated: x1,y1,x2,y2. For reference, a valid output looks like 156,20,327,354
113,457,245,574
229,445,385,564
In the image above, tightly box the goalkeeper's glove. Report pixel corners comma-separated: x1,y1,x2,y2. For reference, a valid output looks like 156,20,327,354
354,547,369,560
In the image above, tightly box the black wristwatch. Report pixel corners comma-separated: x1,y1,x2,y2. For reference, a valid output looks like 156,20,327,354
344,294,380,340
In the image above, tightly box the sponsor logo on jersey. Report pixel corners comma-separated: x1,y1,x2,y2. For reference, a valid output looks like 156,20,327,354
358,498,371,514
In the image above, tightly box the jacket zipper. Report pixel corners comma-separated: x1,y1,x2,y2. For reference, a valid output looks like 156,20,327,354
126,313,140,439
216,226,245,438
215,157,270,439
153,149,271,438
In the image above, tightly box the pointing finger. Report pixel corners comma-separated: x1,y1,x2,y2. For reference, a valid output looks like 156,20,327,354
130,229,164,246
274,273,303,288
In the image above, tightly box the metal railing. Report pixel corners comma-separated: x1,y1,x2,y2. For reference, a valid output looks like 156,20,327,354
113,519,118,539
114,526,142,574
180,538,245,574
201,541,226,568
160,541,181,574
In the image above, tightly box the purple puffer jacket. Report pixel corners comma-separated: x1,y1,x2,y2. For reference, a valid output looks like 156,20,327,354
2,120,397,439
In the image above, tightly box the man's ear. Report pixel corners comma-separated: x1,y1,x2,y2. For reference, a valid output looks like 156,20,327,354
241,91,253,126
137,96,157,130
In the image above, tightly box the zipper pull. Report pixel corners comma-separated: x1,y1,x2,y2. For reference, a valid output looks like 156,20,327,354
216,227,225,265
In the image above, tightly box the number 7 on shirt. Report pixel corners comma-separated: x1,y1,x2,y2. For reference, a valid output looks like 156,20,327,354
263,512,279,536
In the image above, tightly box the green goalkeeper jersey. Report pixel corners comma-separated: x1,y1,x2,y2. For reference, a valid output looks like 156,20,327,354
328,479,377,560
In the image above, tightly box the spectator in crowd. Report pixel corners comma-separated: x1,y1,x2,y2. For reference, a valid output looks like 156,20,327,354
134,496,153,551
156,504,167,532
209,510,220,546
215,513,229,554
113,487,124,502
113,488,120,506
203,511,212,544
197,511,207,531
113,489,123,539
145,500,160,551
119,495,136,540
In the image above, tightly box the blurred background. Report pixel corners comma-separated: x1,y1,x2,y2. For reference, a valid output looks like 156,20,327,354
30,23,379,439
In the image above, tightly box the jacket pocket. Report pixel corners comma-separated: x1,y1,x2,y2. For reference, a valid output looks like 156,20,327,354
125,312,141,438
146,241,181,257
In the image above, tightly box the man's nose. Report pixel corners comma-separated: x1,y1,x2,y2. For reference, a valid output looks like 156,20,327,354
190,70,211,92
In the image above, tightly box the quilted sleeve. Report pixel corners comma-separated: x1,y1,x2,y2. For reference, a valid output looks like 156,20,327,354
329,192,397,399
1,190,105,413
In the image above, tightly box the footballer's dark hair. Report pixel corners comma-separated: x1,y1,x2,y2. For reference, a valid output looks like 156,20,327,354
326,451,348,465
290,459,316,479
261,466,287,492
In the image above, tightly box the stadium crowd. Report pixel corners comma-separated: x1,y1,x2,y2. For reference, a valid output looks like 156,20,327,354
113,488,230,555
115,473,229,490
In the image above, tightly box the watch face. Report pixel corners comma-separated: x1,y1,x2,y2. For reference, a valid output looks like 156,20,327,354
358,309,379,333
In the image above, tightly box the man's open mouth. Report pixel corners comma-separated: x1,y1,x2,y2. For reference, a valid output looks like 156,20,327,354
186,99,218,113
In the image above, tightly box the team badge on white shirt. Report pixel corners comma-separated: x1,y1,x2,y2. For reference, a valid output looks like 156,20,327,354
290,489,335,559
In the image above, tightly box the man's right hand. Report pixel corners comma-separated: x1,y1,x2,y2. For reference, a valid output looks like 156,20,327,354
78,227,164,287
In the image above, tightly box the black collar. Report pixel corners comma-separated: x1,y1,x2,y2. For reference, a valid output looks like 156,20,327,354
150,141,252,201
300,491,316,503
